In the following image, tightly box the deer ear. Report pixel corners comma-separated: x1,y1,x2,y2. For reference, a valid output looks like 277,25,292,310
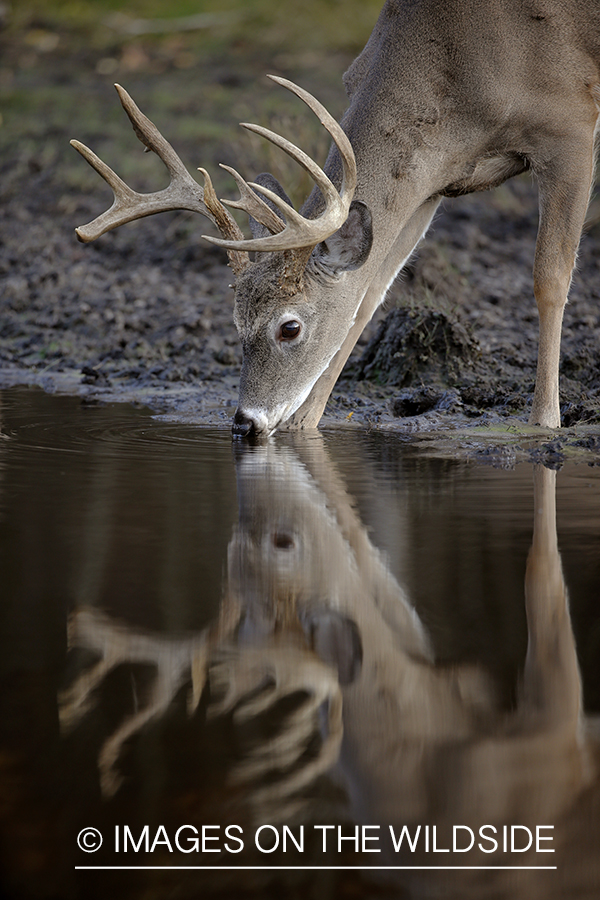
301,610,363,685
315,200,373,272
248,173,293,239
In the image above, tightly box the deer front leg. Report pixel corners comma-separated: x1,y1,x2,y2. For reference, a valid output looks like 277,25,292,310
530,128,598,428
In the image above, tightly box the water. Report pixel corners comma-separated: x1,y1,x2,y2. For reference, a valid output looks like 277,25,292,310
0,387,598,900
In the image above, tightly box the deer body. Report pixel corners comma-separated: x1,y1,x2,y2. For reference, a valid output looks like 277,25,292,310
73,1,600,435
281,0,600,432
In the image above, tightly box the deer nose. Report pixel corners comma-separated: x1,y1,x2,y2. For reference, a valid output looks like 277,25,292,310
232,410,256,439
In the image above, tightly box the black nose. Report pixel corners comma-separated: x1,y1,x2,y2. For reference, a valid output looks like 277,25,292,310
232,410,255,439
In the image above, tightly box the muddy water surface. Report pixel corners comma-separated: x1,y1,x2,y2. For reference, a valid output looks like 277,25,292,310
1,387,599,900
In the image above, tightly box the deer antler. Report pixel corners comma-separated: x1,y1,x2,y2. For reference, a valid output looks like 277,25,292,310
219,164,286,235
72,78,357,275
71,84,250,274
202,75,357,253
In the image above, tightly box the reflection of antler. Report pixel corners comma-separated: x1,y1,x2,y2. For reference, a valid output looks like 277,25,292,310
209,639,343,822
60,605,342,808
60,608,216,794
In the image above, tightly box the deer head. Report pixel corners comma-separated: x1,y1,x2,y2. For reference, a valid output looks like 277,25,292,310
72,78,374,438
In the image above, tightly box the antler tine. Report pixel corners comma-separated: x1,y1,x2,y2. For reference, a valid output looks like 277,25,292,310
219,164,285,235
72,84,249,273
267,75,356,196
202,75,357,254
115,82,193,180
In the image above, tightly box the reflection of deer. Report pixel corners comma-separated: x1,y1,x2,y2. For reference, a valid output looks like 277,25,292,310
59,442,347,802
61,440,599,894
229,445,596,822
226,442,599,895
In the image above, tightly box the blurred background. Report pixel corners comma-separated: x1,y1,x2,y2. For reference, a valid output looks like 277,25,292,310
0,0,383,208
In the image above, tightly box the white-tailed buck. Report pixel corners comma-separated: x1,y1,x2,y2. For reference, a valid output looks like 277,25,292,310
72,0,600,436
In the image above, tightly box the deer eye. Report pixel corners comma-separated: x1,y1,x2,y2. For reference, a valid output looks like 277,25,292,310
272,532,295,550
278,320,301,341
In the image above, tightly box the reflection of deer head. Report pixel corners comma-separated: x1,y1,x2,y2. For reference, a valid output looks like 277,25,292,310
61,439,599,894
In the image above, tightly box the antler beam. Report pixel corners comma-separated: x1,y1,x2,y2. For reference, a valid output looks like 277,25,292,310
202,75,357,253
